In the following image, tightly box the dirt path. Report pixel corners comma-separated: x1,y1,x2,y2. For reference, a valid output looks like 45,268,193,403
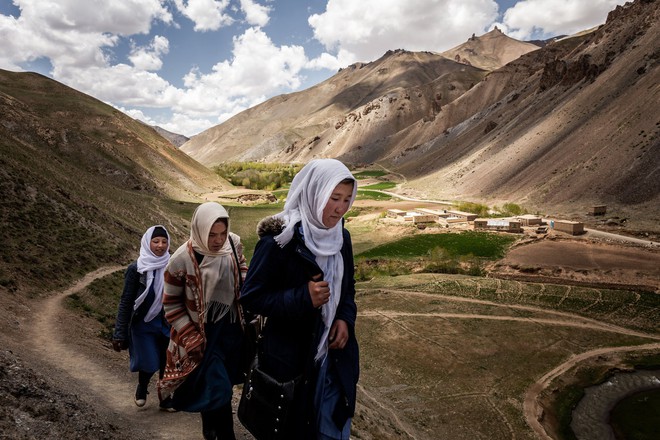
360,288,660,440
522,343,660,440
26,266,221,440
365,289,660,341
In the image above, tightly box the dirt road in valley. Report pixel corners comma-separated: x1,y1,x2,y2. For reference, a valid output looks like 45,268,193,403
26,265,249,440
360,288,660,440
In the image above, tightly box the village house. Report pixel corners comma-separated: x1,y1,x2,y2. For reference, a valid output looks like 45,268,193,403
515,214,543,226
551,219,585,235
386,208,406,218
446,210,479,222
473,218,523,233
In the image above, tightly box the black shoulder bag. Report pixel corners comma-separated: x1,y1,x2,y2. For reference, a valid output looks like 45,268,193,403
228,235,263,373
237,304,320,439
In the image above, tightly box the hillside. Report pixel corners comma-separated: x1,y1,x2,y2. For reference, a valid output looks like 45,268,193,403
392,0,659,224
181,0,659,233
0,70,230,296
181,50,489,165
440,26,541,70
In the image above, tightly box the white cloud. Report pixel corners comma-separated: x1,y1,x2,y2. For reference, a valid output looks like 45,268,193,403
173,0,234,32
161,112,217,137
240,0,271,27
496,0,626,40
16,0,171,35
175,27,307,115
308,0,500,64
0,0,171,71
129,35,169,71
55,63,182,108
306,49,356,71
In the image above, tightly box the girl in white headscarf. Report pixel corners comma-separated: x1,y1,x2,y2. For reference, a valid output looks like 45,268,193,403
113,225,173,410
241,159,360,440
158,202,247,440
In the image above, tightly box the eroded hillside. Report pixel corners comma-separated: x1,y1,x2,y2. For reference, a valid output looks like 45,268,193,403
0,70,230,295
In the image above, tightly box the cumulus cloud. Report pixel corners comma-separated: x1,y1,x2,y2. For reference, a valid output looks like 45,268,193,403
308,0,500,65
494,0,626,40
129,35,169,71
240,0,271,27
18,0,171,35
176,27,307,114
0,0,171,70
173,0,234,32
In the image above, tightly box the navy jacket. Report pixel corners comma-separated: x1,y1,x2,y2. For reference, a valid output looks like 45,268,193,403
113,262,164,341
240,217,359,436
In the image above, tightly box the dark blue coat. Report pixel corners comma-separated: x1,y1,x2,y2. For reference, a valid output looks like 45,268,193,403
114,262,167,341
114,262,145,342
240,217,359,437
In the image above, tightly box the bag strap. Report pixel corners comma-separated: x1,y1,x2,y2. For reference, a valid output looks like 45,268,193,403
228,235,243,290
228,235,249,331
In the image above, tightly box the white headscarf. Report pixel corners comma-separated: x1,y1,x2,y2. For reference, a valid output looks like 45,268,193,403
134,225,170,322
274,159,357,362
189,202,237,323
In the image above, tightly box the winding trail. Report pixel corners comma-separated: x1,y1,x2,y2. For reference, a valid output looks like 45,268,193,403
358,287,660,439
29,267,658,439
28,266,204,440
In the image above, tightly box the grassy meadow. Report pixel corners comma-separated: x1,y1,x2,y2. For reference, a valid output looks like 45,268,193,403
67,200,660,440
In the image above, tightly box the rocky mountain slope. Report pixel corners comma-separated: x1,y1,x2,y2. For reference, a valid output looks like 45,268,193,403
441,27,541,70
181,0,659,230
0,70,230,296
151,123,190,148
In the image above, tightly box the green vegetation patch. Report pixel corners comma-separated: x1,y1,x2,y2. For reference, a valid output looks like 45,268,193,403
353,170,387,179
65,271,124,340
355,190,392,200
356,231,515,260
225,204,282,260
456,201,490,217
213,162,302,190
359,181,396,190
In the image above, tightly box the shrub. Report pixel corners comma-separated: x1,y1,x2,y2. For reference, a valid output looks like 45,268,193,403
213,162,302,191
499,203,526,216
456,201,489,217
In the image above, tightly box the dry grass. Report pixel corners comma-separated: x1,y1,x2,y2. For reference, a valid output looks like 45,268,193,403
352,273,659,439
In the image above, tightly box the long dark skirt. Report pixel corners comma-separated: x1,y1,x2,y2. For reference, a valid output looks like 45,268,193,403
171,315,245,412
129,314,170,373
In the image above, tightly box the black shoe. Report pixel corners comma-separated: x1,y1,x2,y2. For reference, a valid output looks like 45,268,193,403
134,383,148,407
201,411,218,439
159,395,177,412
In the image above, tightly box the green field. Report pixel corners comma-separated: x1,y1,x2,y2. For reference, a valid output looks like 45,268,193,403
356,231,515,260
353,170,387,179
359,181,397,190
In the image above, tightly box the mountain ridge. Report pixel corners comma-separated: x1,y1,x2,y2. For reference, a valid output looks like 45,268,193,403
181,0,659,230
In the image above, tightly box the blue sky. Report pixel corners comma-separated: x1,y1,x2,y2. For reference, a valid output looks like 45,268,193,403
0,0,626,137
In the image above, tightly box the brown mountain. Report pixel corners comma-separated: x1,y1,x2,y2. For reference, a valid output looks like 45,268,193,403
0,70,230,295
441,27,541,70
151,124,190,148
394,0,659,221
181,49,489,165
181,0,659,230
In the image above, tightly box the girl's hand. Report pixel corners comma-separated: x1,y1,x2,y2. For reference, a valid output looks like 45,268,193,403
308,274,330,308
329,319,348,350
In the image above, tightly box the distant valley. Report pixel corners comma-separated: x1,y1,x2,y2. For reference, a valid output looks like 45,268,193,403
181,0,659,233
